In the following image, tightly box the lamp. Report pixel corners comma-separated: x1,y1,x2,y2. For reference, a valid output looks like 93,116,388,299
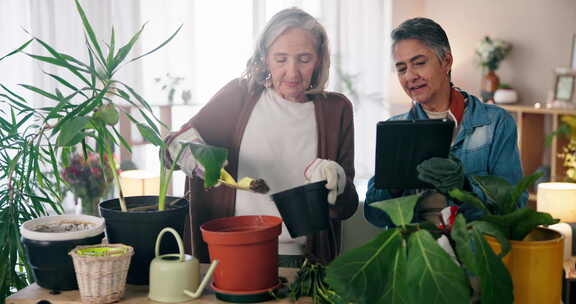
119,170,160,197
537,182,576,222
537,182,576,276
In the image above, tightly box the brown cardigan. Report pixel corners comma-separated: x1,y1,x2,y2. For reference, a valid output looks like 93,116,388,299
166,78,359,263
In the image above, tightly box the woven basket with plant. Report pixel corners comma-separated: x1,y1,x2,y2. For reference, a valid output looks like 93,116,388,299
69,244,134,304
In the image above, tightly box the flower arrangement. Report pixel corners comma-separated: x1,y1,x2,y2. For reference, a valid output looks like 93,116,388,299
61,153,114,216
475,36,512,71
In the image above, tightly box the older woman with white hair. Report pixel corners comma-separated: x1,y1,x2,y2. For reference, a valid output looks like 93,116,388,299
164,8,358,267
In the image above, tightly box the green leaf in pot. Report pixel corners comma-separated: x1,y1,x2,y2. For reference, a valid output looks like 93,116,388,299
136,123,165,147
326,229,409,303
56,117,89,146
93,104,119,126
187,142,228,189
406,230,470,304
371,194,420,227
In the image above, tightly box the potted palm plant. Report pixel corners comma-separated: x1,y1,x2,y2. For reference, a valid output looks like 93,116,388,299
0,0,183,295
325,172,559,304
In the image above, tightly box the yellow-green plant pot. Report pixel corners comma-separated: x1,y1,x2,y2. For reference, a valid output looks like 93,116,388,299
487,227,564,304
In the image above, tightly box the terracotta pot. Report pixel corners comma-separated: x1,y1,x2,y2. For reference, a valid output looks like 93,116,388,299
480,70,500,102
200,215,282,292
486,227,564,304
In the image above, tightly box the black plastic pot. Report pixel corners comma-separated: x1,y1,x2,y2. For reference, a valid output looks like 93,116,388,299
99,196,188,285
271,181,329,238
20,214,105,291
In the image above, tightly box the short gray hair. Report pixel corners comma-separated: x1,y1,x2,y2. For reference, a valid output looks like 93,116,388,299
391,18,451,61
243,8,330,95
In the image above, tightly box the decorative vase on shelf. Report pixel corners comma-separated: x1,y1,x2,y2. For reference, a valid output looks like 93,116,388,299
494,88,518,104
480,70,500,103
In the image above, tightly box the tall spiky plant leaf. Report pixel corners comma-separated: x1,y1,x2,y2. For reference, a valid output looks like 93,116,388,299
74,0,106,65
130,24,183,62
0,39,33,61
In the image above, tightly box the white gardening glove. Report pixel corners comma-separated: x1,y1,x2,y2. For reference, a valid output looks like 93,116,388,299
167,128,206,178
304,159,346,205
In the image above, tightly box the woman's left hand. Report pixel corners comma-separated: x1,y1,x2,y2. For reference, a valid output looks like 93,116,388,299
304,159,346,205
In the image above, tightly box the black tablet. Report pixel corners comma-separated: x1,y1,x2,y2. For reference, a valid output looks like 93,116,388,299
374,119,455,189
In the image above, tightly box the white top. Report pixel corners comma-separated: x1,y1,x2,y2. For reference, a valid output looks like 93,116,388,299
424,109,460,144
236,88,317,255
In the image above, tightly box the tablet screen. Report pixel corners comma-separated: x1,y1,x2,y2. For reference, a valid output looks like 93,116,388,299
374,119,455,189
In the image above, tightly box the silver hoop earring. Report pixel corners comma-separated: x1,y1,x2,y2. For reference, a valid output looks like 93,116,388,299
264,72,272,88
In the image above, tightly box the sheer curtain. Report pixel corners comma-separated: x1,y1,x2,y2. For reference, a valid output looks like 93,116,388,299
0,0,391,198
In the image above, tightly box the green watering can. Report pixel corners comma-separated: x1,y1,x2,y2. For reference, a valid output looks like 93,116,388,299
148,227,218,303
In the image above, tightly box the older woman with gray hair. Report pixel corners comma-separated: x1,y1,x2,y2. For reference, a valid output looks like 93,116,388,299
164,8,358,266
364,17,523,228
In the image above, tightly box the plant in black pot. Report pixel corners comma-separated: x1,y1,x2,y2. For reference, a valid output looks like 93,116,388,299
99,142,228,285
0,0,180,296
325,172,559,304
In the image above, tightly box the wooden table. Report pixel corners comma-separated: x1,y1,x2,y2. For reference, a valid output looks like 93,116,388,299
6,267,311,304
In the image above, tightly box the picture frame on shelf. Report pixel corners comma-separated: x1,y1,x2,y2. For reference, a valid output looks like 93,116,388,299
553,70,576,102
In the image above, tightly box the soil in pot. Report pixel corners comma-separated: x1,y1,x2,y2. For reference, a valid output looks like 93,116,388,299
271,181,329,238
20,214,105,291
99,196,189,285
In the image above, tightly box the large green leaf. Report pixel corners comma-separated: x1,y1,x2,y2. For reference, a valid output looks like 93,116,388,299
451,215,478,273
481,208,559,241
469,220,511,257
451,216,513,304
406,230,470,304
325,229,410,304
187,143,228,188
509,210,558,241
471,175,513,214
448,188,488,212
136,123,164,148
509,172,542,212
371,194,420,226
470,226,514,304
56,117,89,146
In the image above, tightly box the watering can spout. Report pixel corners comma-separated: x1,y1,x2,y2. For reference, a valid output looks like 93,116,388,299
183,259,219,299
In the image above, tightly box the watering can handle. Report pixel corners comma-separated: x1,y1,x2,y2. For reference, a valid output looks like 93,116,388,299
183,259,219,299
155,227,184,262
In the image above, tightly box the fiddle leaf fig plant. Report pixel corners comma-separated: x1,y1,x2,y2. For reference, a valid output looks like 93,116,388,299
326,194,512,304
449,172,559,241
326,171,559,304
0,0,184,298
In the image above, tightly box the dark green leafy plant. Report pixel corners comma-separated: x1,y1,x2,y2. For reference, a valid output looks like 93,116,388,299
326,172,559,304
326,193,512,304
0,0,204,299
288,259,343,304
449,173,559,241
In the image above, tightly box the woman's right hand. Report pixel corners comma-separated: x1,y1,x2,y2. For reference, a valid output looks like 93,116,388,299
166,128,206,177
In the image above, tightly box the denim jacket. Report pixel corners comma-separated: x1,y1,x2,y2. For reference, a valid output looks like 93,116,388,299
364,91,525,228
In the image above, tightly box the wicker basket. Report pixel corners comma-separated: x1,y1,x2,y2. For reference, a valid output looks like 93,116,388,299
69,243,134,304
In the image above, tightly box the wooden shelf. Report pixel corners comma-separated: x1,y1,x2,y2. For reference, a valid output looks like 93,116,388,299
499,105,576,182
7,266,302,304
